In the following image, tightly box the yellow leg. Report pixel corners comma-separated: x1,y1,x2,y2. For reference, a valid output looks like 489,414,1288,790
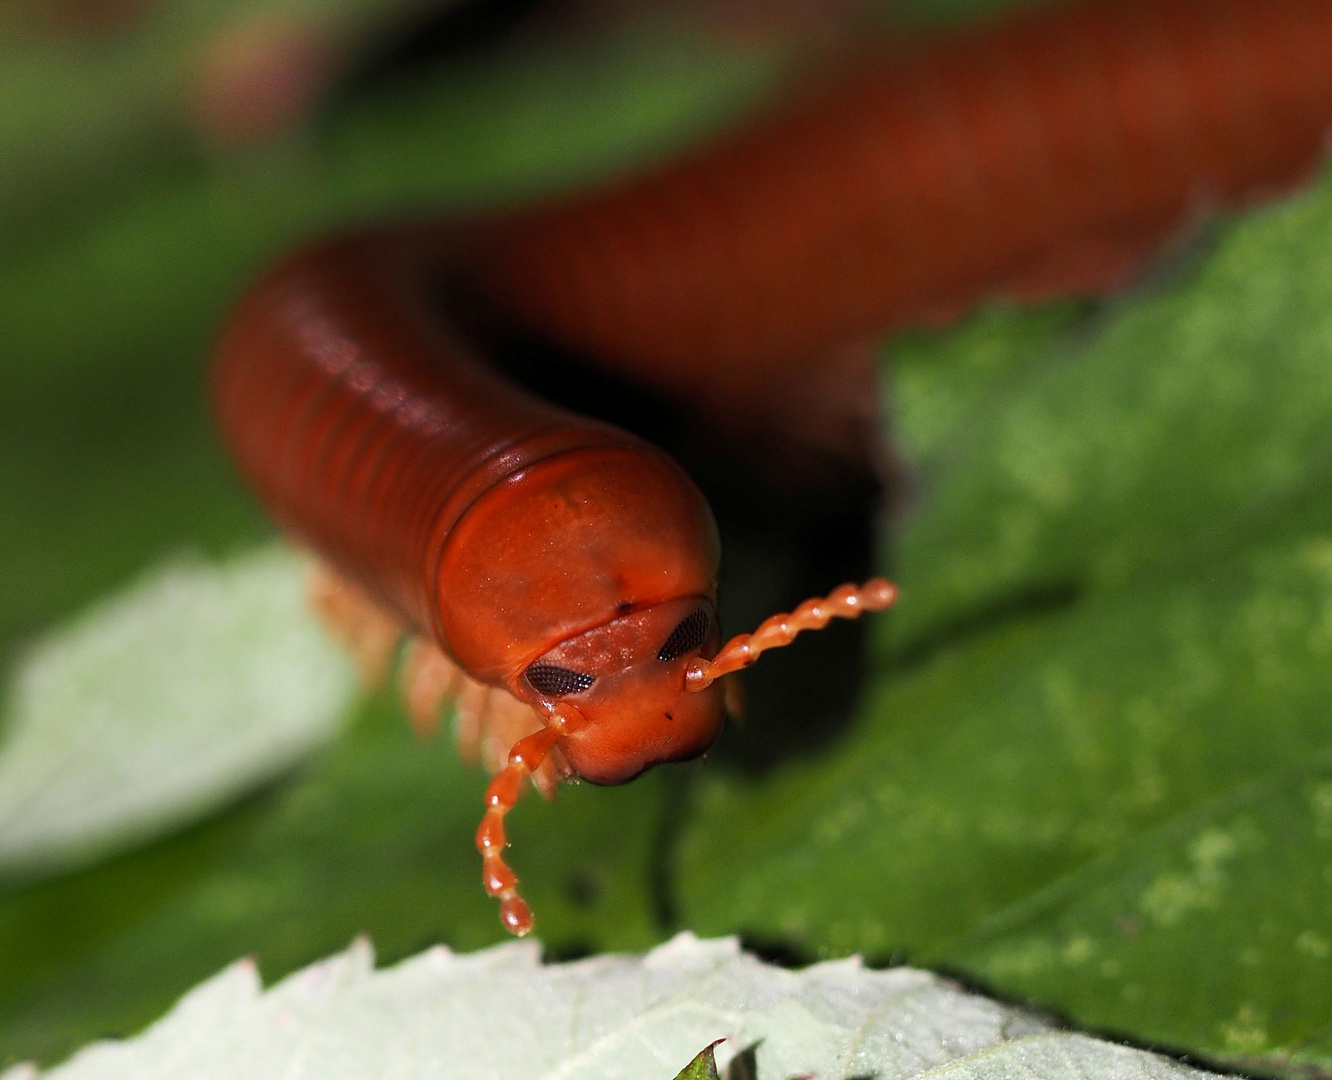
306,561,403,689
399,637,463,740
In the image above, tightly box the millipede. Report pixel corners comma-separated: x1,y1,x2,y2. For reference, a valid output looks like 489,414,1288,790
211,0,1332,934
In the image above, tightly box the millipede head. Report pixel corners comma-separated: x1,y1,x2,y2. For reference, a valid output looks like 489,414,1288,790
478,579,895,935
509,594,727,785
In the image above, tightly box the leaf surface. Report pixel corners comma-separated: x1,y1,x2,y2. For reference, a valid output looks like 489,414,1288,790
885,183,1332,650
948,752,1332,1074
2,0,1330,1075
673,1041,723,1080
678,175,1332,1074
0,546,354,882
16,934,1214,1080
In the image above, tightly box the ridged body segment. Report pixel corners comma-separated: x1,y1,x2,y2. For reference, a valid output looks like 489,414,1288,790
460,0,1332,401
211,235,719,675
213,0,1332,685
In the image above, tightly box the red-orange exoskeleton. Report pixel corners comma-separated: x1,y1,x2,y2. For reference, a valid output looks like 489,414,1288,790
212,0,1332,933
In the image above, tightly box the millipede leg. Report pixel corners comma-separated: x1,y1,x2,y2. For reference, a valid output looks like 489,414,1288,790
478,692,570,799
458,681,568,797
475,704,584,936
453,677,494,764
306,560,403,688
399,637,463,741
401,636,568,793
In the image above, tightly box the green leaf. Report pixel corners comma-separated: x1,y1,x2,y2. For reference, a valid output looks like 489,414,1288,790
889,302,1091,470
888,0,1068,26
673,1040,723,1080
675,164,1332,1075
0,545,354,883
0,0,426,238
946,752,1332,1075
5,934,1218,1080
0,0,782,248
886,178,1332,651
679,538,1332,952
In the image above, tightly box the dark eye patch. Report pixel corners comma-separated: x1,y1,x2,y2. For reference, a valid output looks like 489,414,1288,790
658,607,711,662
525,664,596,697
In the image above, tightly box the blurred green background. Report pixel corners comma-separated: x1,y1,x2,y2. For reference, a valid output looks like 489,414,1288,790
1,0,1330,1073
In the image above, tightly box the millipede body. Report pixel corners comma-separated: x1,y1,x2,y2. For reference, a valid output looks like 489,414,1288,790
211,0,1332,933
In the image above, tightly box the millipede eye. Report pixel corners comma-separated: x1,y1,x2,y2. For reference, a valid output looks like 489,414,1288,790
658,607,711,662
525,664,596,697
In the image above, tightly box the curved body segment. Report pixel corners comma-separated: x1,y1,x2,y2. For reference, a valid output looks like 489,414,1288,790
213,235,720,675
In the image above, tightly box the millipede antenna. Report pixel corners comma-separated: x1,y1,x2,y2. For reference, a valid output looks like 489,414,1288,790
685,578,897,691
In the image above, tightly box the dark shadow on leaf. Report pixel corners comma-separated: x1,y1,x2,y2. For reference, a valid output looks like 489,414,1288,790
539,939,597,963
926,958,1301,1080
563,866,605,909
722,1040,762,1080
729,937,1298,1080
734,936,819,970
887,580,1080,672
330,0,553,103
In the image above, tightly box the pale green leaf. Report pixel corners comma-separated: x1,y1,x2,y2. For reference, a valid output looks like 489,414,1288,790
0,545,355,881
20,934,1214,1080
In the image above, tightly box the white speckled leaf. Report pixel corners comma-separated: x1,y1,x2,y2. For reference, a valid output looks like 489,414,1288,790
0,545,355,880
22,934,1215,1080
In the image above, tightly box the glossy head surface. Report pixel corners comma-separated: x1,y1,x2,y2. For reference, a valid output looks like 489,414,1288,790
436,445,720,683
511,595,725,784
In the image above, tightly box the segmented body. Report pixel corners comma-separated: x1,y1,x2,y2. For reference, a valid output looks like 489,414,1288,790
461,0,1332,409
212,234,717,679
211,0,1332,933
